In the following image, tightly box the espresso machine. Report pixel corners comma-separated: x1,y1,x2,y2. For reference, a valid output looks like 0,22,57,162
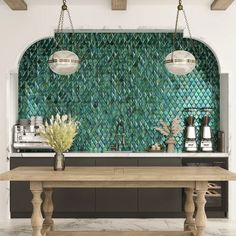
184,115,198,152
200,115,213,152
13,116,51,152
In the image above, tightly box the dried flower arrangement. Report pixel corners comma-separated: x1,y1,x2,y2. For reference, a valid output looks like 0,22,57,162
39,114,79,153
155,116,183,138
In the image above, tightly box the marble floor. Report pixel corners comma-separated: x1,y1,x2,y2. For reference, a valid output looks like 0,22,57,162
0,218,236,236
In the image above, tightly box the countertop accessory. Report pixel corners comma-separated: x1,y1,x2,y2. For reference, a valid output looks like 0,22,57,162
217,131,225,153
184,115,197,152
200,115,213,152
164,0,197,75
166,137,176,153
39,114,79,170
155,116,183,153
48,0,80,75
54,152,65,171
35,116,43,126
19,119,29,126
30,116,35,125
13,117,52,152
148,143,164,152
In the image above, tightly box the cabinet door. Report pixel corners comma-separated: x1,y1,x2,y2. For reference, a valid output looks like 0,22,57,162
10,157,96,217
138,158,182,213
95,158,138,212
53,158,96,213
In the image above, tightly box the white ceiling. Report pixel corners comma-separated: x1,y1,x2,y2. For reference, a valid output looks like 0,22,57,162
0,0,212,7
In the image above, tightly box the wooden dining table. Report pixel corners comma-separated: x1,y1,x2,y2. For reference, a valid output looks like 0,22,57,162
1,166,236,236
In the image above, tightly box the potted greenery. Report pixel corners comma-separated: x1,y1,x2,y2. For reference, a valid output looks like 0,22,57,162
39,114,79,171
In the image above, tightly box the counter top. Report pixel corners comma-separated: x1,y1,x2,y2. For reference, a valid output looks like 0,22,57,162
10,152,229,158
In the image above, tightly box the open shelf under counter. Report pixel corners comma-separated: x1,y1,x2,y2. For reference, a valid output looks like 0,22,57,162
10,152,229,158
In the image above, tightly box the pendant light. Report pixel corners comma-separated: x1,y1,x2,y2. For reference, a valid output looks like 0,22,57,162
164,0,196,76
49,0,80,76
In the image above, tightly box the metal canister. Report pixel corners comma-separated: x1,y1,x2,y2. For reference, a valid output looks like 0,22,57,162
217,131,225,153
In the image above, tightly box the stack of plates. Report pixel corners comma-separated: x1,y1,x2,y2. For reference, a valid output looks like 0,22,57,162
30,116,35,126
35,116,43,126
19,119,29,126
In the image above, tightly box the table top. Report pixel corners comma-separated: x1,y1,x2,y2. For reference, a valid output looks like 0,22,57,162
0,166,236,182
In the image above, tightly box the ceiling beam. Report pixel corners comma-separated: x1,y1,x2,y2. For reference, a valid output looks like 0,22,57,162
3,0,27,10
112,0,127,10
211,0,234,10
3,0,233,12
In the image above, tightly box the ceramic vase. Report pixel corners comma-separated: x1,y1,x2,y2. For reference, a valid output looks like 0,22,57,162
166,137,176,153
54,152,65,171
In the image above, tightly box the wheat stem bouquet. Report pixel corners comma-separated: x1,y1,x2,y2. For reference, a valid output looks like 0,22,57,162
155,116,183,139
39,114,79,153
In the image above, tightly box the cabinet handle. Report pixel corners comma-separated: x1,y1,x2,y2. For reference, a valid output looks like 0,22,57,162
213,161,224,165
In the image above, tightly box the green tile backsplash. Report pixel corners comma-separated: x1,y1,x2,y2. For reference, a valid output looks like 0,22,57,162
18,32,220,152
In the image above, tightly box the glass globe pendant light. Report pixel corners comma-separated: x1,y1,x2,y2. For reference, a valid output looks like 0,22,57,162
49,0,80,76
164,0,196,76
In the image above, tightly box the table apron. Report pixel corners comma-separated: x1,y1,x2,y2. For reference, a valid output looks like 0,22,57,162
41,181,199,188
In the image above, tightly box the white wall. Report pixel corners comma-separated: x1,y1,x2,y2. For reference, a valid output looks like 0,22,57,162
0,0,236,220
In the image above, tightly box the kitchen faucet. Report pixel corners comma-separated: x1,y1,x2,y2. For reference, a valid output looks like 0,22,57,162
115,121,125,151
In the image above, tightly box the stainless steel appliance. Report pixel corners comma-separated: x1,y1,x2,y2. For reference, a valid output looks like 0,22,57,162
13,117,51,152
200,115,213,152
184,116,197,152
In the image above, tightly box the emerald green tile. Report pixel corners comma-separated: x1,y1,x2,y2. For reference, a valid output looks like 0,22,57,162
18,32,220,152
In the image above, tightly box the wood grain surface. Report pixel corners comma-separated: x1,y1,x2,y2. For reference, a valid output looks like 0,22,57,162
46,231,194,236
3,0,27,10
1,166,236,182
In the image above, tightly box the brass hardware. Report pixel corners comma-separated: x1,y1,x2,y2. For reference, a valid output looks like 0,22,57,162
62,0,67,11
164,59,196,64
172,0,197,62
48,59,80,63
49,0,80,75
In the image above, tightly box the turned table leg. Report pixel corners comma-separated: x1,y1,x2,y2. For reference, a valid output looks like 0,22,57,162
195,182,208,236
30,182,43,236
184,188,196,231
42,188,54,235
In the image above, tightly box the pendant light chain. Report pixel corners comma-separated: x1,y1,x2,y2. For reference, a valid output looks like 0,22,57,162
182,8,197,59
55,0,76,51
182,10,192,40
66,8,75,33
48,0,80,75
57,9,64,33
164,0,197,76
171,0,197,60
57,0,74,33
172,6,180,58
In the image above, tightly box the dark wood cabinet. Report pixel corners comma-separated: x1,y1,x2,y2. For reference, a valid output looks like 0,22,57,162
10,156,182,217
95,158,138,213
138,158,182,213
51,157,96,215
10,157,96,218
